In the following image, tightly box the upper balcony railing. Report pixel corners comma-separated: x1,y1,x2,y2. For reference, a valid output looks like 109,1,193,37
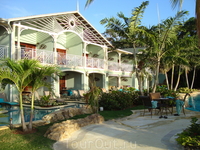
108,61,119,71
3,46,133,72
121,63,133,72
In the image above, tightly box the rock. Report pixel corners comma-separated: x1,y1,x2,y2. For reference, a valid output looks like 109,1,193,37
42,107,93,123
44,113,104,141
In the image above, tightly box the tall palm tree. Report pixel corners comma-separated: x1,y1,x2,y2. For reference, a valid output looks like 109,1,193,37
145,10,188,92
171,0,200,44
28,66,61,130
100,1,149,93
0,58,40,131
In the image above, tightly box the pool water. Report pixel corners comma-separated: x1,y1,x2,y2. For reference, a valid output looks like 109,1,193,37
186,94,200,112
0,103,85,126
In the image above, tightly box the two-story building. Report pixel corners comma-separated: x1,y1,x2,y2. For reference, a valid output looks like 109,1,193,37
0,11,148,101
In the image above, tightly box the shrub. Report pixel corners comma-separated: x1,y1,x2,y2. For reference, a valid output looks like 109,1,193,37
176,117,200,149
178,87,197,93
99,90,140,110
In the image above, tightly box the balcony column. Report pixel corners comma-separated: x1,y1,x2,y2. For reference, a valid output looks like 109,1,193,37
103,73,108,90
83,42,87,68
52,35,58,64
83,72,89,91
17,24,21,60
118,52,122,71
103,46,108,70
10,24,16,60
118,75,121,89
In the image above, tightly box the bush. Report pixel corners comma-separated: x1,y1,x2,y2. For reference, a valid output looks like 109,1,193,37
178,87,197,94
176,117,200,149
99,90,140,110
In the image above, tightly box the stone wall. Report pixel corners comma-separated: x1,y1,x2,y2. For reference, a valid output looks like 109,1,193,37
42,106,93,124
44,113,104,141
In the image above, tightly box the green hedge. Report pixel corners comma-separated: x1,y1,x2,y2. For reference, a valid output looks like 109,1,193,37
99,90,140,110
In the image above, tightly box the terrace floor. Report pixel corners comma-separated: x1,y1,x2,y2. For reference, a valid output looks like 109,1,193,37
54,109,200,150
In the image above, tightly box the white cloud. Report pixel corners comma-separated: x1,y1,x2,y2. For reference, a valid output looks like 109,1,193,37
2,5,32,18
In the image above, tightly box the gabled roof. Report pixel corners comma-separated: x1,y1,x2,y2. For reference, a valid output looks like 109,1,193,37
6,11,113,48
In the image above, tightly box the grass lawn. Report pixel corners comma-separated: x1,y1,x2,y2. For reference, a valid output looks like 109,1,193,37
0,105,143,150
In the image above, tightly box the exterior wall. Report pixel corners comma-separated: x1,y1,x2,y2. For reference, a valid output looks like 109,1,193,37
66,72,82,90
0,26,9,46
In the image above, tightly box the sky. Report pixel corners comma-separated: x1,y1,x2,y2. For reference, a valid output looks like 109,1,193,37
0,0,196,33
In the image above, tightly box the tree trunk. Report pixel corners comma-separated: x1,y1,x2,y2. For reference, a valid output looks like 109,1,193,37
164,70,170,90
28,93,35,130
138,72,144,95
190,66,196,89
170,63,175,90
19,92,27,132
174,66,181,91
185,68,189,88
152,57,160,93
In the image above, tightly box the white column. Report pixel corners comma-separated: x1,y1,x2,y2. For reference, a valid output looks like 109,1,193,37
132,72,139,90
118,52,122,71
84,73,89,91
17,24,21,60
10,24,16,60
53,75,60,97
53,35,58,65
118,76,121,88
83,42,87,68
103,46,108,70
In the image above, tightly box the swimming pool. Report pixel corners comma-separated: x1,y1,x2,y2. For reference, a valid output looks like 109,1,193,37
0,103,85,126
185,94,200,112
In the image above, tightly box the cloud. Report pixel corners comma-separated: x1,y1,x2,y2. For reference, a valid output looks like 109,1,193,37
2,5,32,18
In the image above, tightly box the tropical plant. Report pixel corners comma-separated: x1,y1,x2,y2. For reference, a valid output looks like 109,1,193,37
176,117,200,149
100,1,150,94
0,58,40,131
28,65,61,130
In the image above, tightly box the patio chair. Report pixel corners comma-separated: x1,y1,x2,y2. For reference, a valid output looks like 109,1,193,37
149,92,161,100
139,95,161,118
175,93,191,116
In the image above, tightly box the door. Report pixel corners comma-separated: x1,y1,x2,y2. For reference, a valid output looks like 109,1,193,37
59,76,65,94
20,43,36,59
57,49,66,65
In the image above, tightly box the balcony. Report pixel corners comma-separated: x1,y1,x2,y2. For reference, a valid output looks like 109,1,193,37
0,46,133,72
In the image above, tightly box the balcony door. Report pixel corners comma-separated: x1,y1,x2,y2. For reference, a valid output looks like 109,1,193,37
57,48,66,65
20,43,36,59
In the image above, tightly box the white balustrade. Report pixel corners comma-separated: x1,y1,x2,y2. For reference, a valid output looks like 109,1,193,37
108,61,119,71
86,57,104,69
121,63,133,72
0,45,8,58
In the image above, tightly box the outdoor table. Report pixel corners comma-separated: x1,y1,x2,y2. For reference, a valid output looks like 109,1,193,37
154,98,175,118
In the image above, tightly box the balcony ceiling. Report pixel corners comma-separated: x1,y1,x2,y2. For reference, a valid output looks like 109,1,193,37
7,11,113,48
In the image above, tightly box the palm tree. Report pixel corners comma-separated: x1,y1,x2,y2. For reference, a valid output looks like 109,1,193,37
28,66,61,130
144,10,188,92
171,0,200,44
0,58,40,131
100,1,149,93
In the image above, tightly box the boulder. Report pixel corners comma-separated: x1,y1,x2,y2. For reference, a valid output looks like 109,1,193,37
42,107,93,123
44,113,104,141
